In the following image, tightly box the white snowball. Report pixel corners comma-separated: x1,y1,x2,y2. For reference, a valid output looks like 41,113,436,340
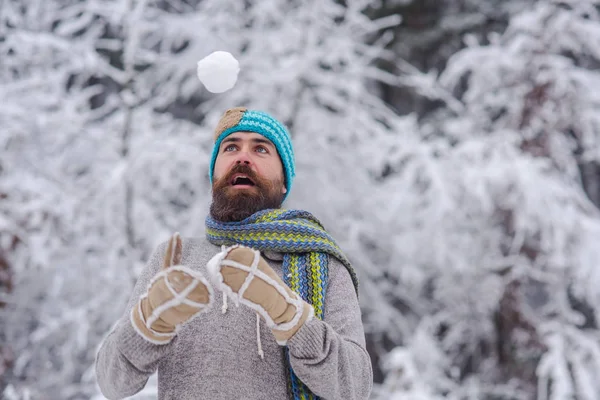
196,51,240,94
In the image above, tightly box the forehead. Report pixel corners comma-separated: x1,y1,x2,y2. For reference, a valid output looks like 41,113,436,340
225,131,274,145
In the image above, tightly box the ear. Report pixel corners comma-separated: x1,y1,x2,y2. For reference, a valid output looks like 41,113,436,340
281,186,287,194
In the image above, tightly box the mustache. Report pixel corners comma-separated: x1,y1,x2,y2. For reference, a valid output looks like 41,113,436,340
220,164,266,188
210,163,283,222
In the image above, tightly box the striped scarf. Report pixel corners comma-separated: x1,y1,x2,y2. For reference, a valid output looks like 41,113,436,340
205,209,359,400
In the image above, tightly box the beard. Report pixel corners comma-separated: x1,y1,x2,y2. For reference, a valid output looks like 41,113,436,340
210,164,285,222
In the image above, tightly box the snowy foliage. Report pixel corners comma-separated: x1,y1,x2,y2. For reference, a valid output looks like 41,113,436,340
0,0,409,398
1,0,212,397
368,1,600,399
3,0,600,399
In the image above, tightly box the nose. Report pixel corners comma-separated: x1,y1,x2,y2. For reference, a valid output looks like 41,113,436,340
234,151,252,166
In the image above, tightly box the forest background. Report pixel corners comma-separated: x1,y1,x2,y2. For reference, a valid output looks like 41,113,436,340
3,0,600,399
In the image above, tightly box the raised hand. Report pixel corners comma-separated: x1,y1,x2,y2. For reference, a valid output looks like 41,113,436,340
208,245,313,345
131,233,214,344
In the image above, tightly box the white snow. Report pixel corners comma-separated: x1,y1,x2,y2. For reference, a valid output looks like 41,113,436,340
196,51,240,94
4,1,600,400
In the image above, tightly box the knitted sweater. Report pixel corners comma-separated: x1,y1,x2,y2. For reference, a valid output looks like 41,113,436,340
95,236,373,400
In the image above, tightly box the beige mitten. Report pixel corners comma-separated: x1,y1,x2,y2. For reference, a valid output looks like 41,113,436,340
207,245,313,345
131,233,214,344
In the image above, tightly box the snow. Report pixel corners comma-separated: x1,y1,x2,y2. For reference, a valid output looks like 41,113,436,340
196,51,240,94
3,0,600,399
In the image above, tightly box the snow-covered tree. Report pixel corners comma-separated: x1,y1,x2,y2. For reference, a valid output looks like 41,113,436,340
0,0,210,397
6,0,600,399
369,1,600,398
367,0,537,117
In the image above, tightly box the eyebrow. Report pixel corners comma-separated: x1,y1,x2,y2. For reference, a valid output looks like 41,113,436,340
221,136,275,148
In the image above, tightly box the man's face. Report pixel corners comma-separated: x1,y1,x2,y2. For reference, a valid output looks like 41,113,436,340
210,131,287,222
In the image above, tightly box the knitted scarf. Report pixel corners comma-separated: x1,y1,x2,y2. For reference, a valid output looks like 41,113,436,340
205,209,359,400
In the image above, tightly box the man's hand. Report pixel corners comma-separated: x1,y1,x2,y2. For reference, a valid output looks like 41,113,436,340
131,233,214,344
208,245,313,345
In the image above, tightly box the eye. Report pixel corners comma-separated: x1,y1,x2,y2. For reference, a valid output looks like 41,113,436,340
224,144,238,152
256,146,268,154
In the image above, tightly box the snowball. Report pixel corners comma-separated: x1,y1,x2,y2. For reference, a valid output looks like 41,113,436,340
196,51,240,94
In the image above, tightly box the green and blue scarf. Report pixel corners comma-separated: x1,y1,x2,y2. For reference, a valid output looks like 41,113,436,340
206,209,359,400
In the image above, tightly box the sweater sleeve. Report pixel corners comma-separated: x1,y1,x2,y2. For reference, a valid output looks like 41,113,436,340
286,258,373,400
95,241,175,400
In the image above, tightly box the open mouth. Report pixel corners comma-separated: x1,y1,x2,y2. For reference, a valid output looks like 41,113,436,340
230,174,256,187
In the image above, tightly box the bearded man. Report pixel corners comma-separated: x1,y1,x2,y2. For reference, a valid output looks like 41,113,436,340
95,107,373,400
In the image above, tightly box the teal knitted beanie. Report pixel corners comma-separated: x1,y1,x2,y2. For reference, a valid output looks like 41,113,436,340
209,107,295,199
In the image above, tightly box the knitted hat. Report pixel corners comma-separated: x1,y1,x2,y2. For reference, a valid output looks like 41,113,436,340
209,107,295,199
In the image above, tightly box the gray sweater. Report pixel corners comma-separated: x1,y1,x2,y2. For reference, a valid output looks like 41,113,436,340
95,236,373,400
